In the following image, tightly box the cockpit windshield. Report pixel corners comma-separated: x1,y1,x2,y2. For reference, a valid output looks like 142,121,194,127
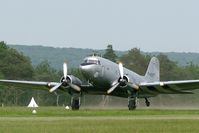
85,59,100,64
81,58,100,65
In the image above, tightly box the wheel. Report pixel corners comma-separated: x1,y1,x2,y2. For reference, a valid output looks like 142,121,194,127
71,98,80,110
145,98,150,107
128,99,136,110
146,101,150,107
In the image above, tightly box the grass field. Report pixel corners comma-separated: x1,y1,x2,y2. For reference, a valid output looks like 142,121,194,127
0,107,199,133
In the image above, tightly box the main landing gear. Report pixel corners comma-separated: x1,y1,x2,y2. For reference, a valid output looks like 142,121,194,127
71,94,81,110
128,96,151,110
128,96,137,110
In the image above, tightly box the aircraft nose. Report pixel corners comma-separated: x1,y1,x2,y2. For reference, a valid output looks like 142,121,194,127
79,64,92,73
79,64,95,78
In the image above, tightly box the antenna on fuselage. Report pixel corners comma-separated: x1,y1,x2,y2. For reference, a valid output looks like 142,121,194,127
92,51,98,56
89,51,102,57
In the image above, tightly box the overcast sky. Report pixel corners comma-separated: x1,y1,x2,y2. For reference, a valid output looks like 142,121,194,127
0,0,199,52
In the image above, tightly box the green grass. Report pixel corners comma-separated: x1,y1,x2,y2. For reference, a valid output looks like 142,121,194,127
0,107,199,133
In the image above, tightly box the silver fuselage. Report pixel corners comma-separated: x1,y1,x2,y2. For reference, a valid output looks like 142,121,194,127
80,56,146,92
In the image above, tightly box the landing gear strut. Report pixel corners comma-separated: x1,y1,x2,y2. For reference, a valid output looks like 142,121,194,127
145,98,150,107
71,94,81,110
128,97,137,110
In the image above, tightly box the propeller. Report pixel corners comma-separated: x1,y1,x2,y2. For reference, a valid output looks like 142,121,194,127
107,82,120,94
63,62,67,80
49,62,81,93
119,63,124,78
107,62,139,94
49,83,62,93
68,83,81,92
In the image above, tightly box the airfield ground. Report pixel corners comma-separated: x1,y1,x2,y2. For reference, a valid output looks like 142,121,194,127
0,107,199,133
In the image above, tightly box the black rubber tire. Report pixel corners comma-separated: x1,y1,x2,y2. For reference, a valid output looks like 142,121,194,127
71,99,80,110
128,100,136,110
146,101,150,107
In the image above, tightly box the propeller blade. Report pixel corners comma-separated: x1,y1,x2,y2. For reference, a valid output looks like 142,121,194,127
63,62,67,80
126,82,139,90
119,63,124,78
49,83,62,93
107,82,120,94
68,83,81,92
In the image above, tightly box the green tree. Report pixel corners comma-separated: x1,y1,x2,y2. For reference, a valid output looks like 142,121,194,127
33,60,60,81
120,48,150,75
103,45,118,62
157,54,182,80
0,41,34,106
0,43,33,80
0,71,4,79
183,62,199,80
0,41,8,50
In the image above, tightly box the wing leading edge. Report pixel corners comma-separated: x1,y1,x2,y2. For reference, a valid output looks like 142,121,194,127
0,79,59,90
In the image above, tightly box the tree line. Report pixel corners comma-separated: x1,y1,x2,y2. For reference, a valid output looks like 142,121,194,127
1,41,199,107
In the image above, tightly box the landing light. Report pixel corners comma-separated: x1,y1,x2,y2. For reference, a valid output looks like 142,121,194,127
160,82,164,86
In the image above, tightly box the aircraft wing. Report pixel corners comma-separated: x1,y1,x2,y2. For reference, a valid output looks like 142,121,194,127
139,80,199,95
0,79,93,92
0,79,59,90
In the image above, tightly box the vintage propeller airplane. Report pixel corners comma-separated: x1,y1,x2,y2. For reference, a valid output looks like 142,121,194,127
1,56,199,110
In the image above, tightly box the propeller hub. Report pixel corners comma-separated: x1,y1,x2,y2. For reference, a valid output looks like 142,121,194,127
107,62,139,94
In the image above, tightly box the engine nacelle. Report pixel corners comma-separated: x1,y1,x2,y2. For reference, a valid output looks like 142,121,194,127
60,75,82,88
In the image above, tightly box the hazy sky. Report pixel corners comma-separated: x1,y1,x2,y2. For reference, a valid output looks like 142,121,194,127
0,0,199,52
